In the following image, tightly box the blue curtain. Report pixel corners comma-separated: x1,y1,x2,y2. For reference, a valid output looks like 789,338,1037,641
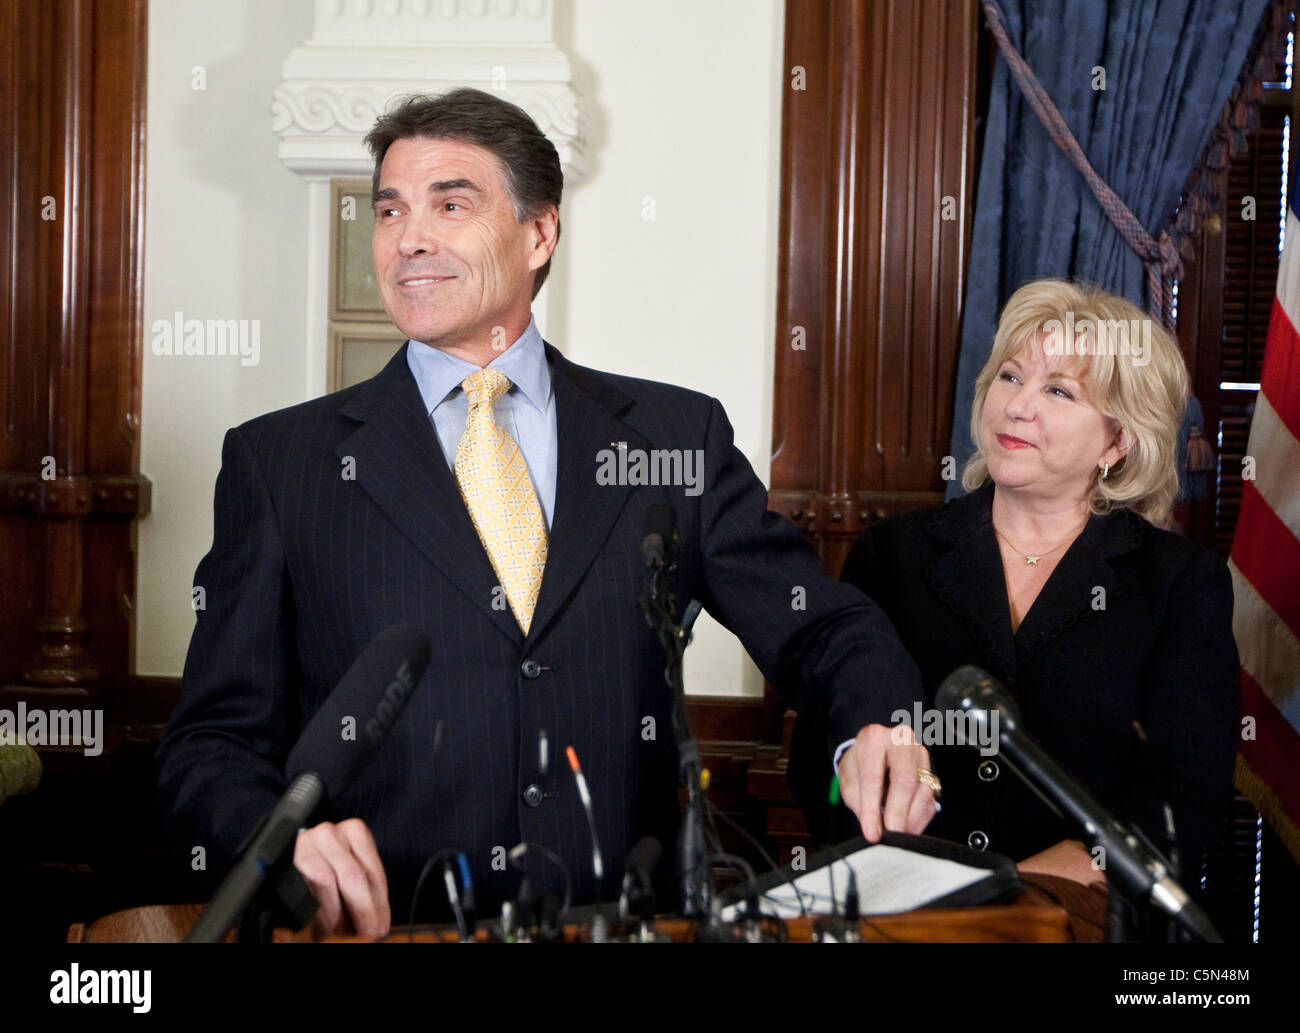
947,0,1272,497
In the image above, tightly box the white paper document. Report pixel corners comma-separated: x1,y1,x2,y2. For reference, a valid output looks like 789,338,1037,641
718,843,997,921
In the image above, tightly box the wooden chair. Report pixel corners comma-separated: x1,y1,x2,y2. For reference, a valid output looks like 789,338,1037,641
67,903,208,943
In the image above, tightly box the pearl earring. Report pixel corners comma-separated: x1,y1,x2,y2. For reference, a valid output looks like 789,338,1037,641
1102,462,1109,479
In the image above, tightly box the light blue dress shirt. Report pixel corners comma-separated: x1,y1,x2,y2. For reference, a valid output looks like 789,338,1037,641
405,316,558,528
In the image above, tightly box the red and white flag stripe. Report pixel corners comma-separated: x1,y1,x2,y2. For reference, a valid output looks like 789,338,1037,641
1228,196,1300,862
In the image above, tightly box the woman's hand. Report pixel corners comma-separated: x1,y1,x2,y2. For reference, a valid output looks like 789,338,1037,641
1016,838,1107,886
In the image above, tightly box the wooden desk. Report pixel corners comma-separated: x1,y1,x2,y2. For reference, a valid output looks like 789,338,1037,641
331,900,1070,943
322,874,1100,943
72,878,1092,943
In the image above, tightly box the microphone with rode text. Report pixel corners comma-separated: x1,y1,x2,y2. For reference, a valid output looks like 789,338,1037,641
935,664,1222,943
185,624,431,943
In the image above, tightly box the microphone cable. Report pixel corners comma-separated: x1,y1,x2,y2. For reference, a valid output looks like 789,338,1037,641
443,864,468,940
565,746,605,898
701,798,810,918
706,852,788,942
408,848,463,942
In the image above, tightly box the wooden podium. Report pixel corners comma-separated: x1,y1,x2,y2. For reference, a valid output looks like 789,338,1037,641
68,875,1103,943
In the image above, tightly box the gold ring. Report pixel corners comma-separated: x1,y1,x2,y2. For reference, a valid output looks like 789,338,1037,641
917,768,942,800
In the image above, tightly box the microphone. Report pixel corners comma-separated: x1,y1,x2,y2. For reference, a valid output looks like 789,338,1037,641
186,624,431,943
638,503,712,918
284,624,431,799
935,665,1221,942
641,504,677,567
507,842,573,941
619,835,661,921
537,892,563,942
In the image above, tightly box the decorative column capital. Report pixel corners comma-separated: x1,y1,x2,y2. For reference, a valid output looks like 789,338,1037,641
271,0,585,181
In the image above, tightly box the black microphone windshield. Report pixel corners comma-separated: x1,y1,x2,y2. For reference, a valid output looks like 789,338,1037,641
285,624,431,803
935,664,1021,723
626,836,662,879
641,504,677,566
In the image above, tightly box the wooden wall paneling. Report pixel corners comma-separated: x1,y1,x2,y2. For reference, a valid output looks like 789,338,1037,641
87,0,150,682
3,0,90,689
769,0,832,545
0,0,150,704
770,0,976,575
0,0,31,690
0,2,166,942
29,0,98,688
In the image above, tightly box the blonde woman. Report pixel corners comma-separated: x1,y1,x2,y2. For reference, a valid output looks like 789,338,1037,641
839,280,1238,886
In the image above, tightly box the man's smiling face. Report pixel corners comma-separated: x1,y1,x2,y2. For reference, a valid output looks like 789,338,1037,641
371,136,556,356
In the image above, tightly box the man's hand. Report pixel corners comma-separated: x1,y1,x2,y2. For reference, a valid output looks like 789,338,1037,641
293,818,391,938
838,723,937,841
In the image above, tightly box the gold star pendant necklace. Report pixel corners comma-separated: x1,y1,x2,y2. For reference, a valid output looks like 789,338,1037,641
993,516,1089,567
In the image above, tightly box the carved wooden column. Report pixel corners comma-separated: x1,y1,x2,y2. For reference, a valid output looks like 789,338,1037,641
771,0,978,571
750,0,980,855
0,0,150,706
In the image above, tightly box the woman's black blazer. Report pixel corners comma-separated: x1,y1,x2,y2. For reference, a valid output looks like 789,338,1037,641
828,480,1240,873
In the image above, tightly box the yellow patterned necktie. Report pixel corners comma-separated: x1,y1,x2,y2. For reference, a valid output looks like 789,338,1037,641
454,368,548,634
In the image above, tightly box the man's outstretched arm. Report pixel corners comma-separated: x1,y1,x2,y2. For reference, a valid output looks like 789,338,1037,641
691,397,936,840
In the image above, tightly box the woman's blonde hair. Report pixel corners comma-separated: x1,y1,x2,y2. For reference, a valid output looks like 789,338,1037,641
961,279,1188,525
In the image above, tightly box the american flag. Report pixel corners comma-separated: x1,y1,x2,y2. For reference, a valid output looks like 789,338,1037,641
1228,185,1300,863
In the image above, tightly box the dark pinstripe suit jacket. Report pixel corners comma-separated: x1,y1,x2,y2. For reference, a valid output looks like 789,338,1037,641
155,342,923,916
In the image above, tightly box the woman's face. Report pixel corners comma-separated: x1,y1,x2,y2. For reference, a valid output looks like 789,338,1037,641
979,336,1125,503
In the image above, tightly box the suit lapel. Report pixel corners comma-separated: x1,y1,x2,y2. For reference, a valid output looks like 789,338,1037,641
1013,509,1136,662
925,484,1018,685
926,482,1143,679
525,345,647,645
335,344,522,644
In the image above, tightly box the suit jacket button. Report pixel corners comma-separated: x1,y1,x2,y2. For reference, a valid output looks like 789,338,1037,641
967,830,989,851
523,784,544,807
977,760,1000,782
520,659,542,680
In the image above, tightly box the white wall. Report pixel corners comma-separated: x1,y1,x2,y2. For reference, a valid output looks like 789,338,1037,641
139,0,315,673
138,0,786,700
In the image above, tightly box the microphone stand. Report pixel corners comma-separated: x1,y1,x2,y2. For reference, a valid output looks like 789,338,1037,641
639,527,711,921
937,667,1222,943
238,855,320,943
1101,809,1183,943
187,789,321,943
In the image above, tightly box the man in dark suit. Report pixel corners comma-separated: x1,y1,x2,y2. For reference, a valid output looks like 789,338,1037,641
155,88,935,936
